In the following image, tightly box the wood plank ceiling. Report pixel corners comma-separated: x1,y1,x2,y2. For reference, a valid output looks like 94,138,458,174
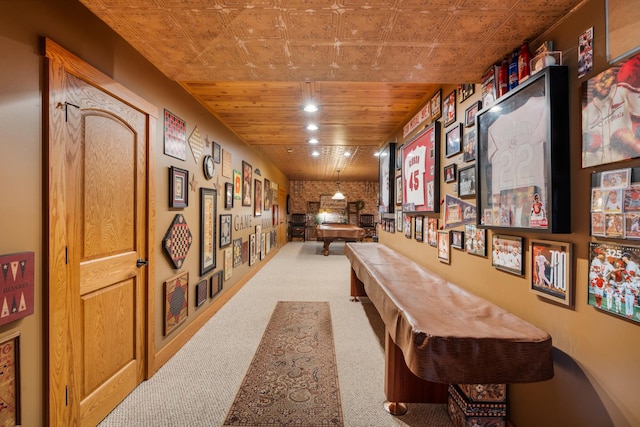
79,0,585,181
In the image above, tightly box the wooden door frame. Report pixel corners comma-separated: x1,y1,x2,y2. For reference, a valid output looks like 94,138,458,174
43,38,157,426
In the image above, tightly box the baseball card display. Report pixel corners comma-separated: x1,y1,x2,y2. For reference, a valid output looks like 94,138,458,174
590,167,640,239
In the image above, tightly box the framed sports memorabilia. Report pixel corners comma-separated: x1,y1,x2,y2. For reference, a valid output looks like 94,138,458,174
458,83,475,103
401,122,441,214
378,142,396,213
465,223,486,256
458,165,476,199
396,210,403,232
588,242,640,323
220,214,232,248
491,234,523,275
430,90,442,121
437,230,450,264
404,215,412,239
427,218,438,247
444,164,457,183
443,89,456,128
462,127,477,162
531,240,572,306
414,216,424,242
465,101,482,128
169,166,189,208
242,161,252,206
445,123,462,158
395,175,402,205
451,230,464,249
476,65,570,233
200,188,216,275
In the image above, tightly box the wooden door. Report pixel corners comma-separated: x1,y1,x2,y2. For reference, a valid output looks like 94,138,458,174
278,188,288,246
45,39,157,426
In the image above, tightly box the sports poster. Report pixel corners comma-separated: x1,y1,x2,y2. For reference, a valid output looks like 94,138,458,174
401,122,440,213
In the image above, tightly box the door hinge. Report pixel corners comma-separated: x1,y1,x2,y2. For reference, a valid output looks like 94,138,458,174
65,247,68,265
65,385,68,406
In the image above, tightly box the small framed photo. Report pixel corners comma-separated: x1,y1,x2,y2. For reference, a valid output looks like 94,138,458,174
195,279,208,307
465,224,486,256
445,123,462,158
213,141,221,163
491,234,524,275
462,127,477,162
458,84,475,103
430,89,442,121
427,218,438,247
444,164,457,183
443,89,457,128
396,175,402,205
254,178,263,216
224,182,233,209
531,240,573,306
458,165,476,198
210,270,223,298
242,161,252,206
200,188,217,275
415,216,424,242
220,214,232,247
451,230,464,249
396,210,403,232
601,168,631,190
465,101,482,128
437,230,450,264
169,166,189,208
404,215,412,239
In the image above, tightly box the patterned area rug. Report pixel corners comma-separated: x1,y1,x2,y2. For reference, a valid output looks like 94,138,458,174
224,301,343,426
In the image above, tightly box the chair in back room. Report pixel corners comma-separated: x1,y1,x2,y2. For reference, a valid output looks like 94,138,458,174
359,214,376,239
289,213,307,241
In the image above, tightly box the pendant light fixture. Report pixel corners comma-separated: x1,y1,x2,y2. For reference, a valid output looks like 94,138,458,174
332,170,346,200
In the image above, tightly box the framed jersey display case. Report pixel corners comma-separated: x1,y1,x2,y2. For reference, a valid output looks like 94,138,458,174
475,65,570,233
401,122,441,214
378,142,396,213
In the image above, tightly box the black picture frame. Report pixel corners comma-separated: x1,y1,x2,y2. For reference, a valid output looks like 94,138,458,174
378,142,396,213
444,164,457,183
254,179,263,216
210,270,223,298
414,215,424,242
465,101,482,128
220,213,232,248
445,123,462,158
213,141,221,163
463,127,477,163
242,161,252,206
458,165,476,199
169,166,189,208
199,188,217,275
451,230,464,249
459,83,475,103
224,182,233,209
430,90,442,121
443,89,456,128
491,234,524,276
195,279,207,307
401,122,441,214
476,65,570,233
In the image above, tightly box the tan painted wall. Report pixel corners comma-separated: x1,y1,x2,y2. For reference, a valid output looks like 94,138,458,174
380,1,640,426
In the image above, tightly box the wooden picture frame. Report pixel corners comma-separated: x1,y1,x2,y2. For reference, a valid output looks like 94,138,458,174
477,66,570,233
0,333,20,426
588,241,640,323
220,214,232,248
451,230,464,249
430,90,442,121
169,166,189,208
443,89,457,128
465,101,482,128
210,270,223,298
254,179,263,216
414,215,424,242
462,127,477,162
491,234,524,275
464,223,486,256
195,279,208,307
200,188,217,275
224,248,233,280
164,272,189,336
531,239,573,306
427,217,438,247
445,123,462,158
437,230,450,264
458,165,476,199
401,122,440,214
242,161,252,206
444,164,457,183
378,142,396,213
224,182,233,209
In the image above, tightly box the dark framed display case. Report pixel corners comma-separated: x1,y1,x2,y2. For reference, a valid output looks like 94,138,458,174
401,122,441,214
476,65,570,233
378,142,396,213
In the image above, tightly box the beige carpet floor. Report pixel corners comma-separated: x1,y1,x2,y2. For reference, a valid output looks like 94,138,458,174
98,241,453,427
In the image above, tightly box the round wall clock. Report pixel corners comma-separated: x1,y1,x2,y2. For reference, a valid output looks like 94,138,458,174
203,155,215,180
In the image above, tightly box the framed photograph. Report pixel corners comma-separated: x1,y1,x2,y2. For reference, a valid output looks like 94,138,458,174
233,237,242,268
462,127,477,162
242,161,252,206
445,123,462,157
443,89,457,128
0,333,20,426
458,165,476,199
415,216,424,242
164,272,188,336
233,169,242,200
195,279,207,307
254,179,263,216
458,84,475,103
224,182,233,209
601,168,631,190
477,66,570,232
378,142,396,213
264,178,272,211
427,218,438,247
588,242,640,323
491,234,523,275
224,247,233,280
437,230,450,264
200,188,217,275
396,144,404,170
404,215,412,239
213,141,221,163
169,166,189,208
220,214,232,248
531,240,573,306
395,175,402,205
396,210,403,232
401,123,440,214
210,270,223,298
444,164,457,183
465,223,486,256
451,230,464,249
464,101,482,128
582,53,640,168
430,90,442,121
249,233,256,266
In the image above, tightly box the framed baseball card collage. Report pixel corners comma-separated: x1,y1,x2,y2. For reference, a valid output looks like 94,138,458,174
590,167,640,240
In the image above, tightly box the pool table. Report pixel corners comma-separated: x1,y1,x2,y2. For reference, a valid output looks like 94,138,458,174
316,223,365,256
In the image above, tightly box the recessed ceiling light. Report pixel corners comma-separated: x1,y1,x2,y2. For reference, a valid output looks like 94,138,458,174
344,151,351,157
303,103,318,112
312,150,320,156
306,124,318,131
308,138,319,144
